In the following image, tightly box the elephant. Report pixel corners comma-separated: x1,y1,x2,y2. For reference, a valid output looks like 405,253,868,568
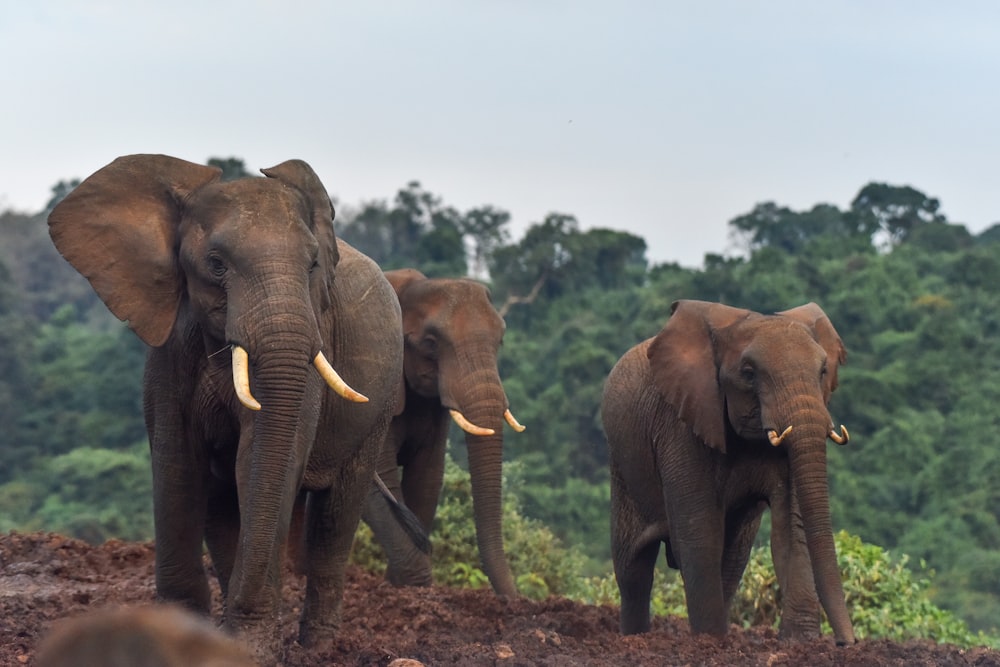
361,269,525,597
47,154,405,661
601,299,855,645
35,605,256,667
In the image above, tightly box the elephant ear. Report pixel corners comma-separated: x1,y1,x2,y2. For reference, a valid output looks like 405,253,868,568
648,300,753,453
777,302,847,400
261,160,340,311
384,268,427,300
47,154,221,347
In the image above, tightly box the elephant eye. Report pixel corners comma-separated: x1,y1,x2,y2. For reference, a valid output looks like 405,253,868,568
208,255,227,278
419,336,438,358
740,365,756,383
309,259,320,274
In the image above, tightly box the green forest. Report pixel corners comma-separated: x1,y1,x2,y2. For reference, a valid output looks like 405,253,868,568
2,159,999,641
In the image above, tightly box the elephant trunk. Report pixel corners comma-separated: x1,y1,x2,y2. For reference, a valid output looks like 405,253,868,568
227,319,319,620
456,367,518,598
786,418,855,645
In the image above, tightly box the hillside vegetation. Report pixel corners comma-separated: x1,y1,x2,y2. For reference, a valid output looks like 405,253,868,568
2,160,999,641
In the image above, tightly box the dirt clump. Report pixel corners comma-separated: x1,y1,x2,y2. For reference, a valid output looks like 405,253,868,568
2,531,998,666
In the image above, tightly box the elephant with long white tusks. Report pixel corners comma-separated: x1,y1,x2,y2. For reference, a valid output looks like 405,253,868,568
48,154,405,662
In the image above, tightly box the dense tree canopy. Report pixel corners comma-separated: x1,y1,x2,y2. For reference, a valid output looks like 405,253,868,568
2,162,999,635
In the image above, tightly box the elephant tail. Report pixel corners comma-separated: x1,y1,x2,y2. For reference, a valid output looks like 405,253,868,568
372,472,432,555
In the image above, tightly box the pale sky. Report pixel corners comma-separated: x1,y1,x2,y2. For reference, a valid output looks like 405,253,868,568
2,1,998,267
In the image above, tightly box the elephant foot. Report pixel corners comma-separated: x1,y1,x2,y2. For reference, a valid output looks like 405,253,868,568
777,618,822,641
386,567,433,588
298,618,339,653
227,613,285,665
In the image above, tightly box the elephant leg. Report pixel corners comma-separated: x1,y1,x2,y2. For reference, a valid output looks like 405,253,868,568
770,484,821,639
150,435,211,613
611,466,661,635
204,475,241,603
300,435,381,648
399,440,446,531
363,436,434,587
720,500,767,610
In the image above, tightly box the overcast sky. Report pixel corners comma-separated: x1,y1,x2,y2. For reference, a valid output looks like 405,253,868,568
2,1,998,267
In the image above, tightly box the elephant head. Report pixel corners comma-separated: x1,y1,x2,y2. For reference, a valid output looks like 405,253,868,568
47,154,382,657
386,268,524,597
647,299,854,644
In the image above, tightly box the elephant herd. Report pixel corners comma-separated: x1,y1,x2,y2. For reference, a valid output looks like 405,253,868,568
47,154,855,662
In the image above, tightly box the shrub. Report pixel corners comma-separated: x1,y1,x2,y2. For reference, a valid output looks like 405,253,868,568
571,530,999,648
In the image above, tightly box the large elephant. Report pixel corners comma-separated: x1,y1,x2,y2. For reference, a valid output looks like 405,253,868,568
601,299,855,645
47,154,404,661
361,269,525,597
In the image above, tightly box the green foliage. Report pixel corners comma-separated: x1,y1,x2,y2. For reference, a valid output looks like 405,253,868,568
571,531,998,648
7,172,1000,642
0,440,153,543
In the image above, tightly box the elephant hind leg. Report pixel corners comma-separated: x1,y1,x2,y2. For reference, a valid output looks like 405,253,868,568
611,469,664,635
615,539,660,635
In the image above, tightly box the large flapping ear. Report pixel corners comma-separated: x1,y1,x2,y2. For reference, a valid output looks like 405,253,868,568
777,302,846,400
384,268,428,300
648,300,752,453
261,160,340,309
48,154,221,347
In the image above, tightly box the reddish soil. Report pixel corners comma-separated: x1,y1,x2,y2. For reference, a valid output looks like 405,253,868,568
2,532,998,666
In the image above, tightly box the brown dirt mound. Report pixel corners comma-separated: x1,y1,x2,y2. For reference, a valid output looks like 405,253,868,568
2,531,998,666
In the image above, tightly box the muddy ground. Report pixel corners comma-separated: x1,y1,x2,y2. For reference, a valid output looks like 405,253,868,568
2,531,999,666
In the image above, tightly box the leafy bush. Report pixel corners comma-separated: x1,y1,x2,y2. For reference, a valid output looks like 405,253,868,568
0,440,153,543
571,530,999,648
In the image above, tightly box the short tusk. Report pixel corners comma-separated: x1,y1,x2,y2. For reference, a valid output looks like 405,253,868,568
313,352,369,403
232,345,261,411
829,424,850,445
767,425,793,447
504,409,526,433
449,409,495,436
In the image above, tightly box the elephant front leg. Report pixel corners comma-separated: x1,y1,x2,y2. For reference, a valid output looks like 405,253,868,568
363,436,434,587
770,486,821,639
150,435,212,613
670,507,728,636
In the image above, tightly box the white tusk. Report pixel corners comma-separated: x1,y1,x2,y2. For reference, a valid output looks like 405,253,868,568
232,345,261,411
314,352,369,403
449,409,495,436
767,425,793,447
504,409,526,433
829,424,850,445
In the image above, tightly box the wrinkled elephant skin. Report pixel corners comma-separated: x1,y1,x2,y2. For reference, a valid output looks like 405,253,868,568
362,269,521,597
48,154,403,662
602,299,855,645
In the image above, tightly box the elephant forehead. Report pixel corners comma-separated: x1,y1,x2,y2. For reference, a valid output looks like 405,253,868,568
187,183,314,244
721,318,823,361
